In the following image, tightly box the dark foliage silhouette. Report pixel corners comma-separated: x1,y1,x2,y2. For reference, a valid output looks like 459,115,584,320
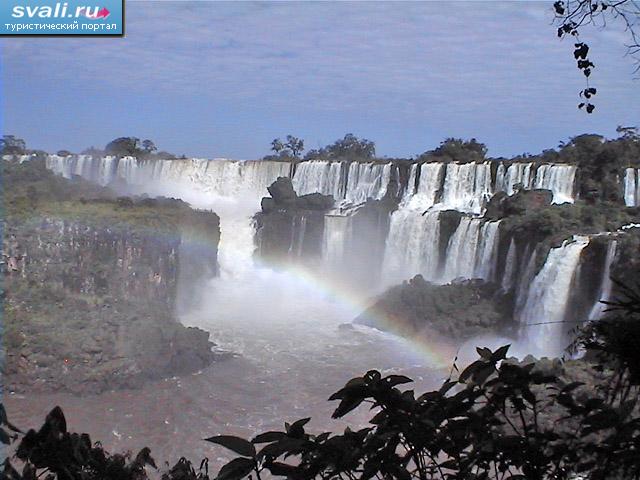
553,0,640,112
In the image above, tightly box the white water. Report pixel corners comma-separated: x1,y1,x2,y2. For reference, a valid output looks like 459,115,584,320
322,214,353,270
588,240,618,320
624,168,640,207
533,164,577,204
291,160,390,206
382,210,442,284
501,238,517,292
440,162,493,214
517,237,590,356
496,162,534,195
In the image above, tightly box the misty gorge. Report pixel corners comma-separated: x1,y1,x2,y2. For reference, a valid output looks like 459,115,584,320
2,130,640,472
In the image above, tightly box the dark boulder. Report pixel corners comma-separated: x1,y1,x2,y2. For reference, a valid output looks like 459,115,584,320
267,176,297,205
355,276,514,339
486,189,553,220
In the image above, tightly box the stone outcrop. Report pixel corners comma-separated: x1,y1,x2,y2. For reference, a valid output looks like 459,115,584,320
254,177,334,264
355,275,513,339
1,159,222,394
485,189,553,220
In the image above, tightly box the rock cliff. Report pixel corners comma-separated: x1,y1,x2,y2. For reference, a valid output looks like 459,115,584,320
1,159,221,394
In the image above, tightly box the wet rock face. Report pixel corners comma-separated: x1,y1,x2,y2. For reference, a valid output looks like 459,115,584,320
355,275,514,339
2,205,221,394
254,177,335,265
485,189,553,220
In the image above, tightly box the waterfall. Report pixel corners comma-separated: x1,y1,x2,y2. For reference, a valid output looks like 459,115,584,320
292,161,344,200
405,163,444,210
382,211,441,285
343,162,392,205
624,168,640,207
441,217,501,283
46,155,292,201
533,164,576,204
501,238,517,292
291,160,391,206
474,220,501,282
322,214,353,270
517,236,590,356
495,162,534,195
403,164,419,200
588,240,618,320
442,217,483,282
440,162,492,214
289,215,308,258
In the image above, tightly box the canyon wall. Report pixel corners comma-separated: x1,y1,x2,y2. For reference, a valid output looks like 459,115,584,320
1,159,221,393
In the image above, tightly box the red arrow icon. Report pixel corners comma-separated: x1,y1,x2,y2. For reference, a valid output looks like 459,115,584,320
95,7,110,19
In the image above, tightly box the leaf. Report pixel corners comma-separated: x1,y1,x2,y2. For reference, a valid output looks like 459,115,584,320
0,428,11,445
252,431,287,444
216,457,255,480
476,347,492,360
383,375,413,387
287,418,310,438
44,406,67,435
491,345,510,361
459,360,483,383
205,435,256,458
332,396,365,419
265,461,297,477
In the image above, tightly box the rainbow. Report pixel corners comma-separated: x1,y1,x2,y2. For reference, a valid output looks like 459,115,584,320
254,258,458,370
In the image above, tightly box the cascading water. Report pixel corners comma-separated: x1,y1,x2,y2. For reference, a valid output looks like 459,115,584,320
292,161,344,200
495,162,534,195
624,168,640,207
440,162,492,214
343,162,392,205
533,164,577,204
517,237,590,356
441,218,501,283
45,154,595,360
291,160,390,206
322,214,353,271
382,210,442,285
588,239,618,320
501,238,517,292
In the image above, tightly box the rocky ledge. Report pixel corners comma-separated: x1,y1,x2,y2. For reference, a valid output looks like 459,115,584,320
355,275,513,339
254,177,334,264
1,159,222,394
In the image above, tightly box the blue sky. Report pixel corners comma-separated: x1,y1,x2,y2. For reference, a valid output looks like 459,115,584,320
1,1,639,159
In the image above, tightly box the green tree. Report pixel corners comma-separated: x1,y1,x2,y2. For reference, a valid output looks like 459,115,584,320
1,135,27,155
420,137,487,163
305,134,376,161
142,139,157,154
271,138,285,155
285,135,304,158
105,137,141,156
269,136,304,158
